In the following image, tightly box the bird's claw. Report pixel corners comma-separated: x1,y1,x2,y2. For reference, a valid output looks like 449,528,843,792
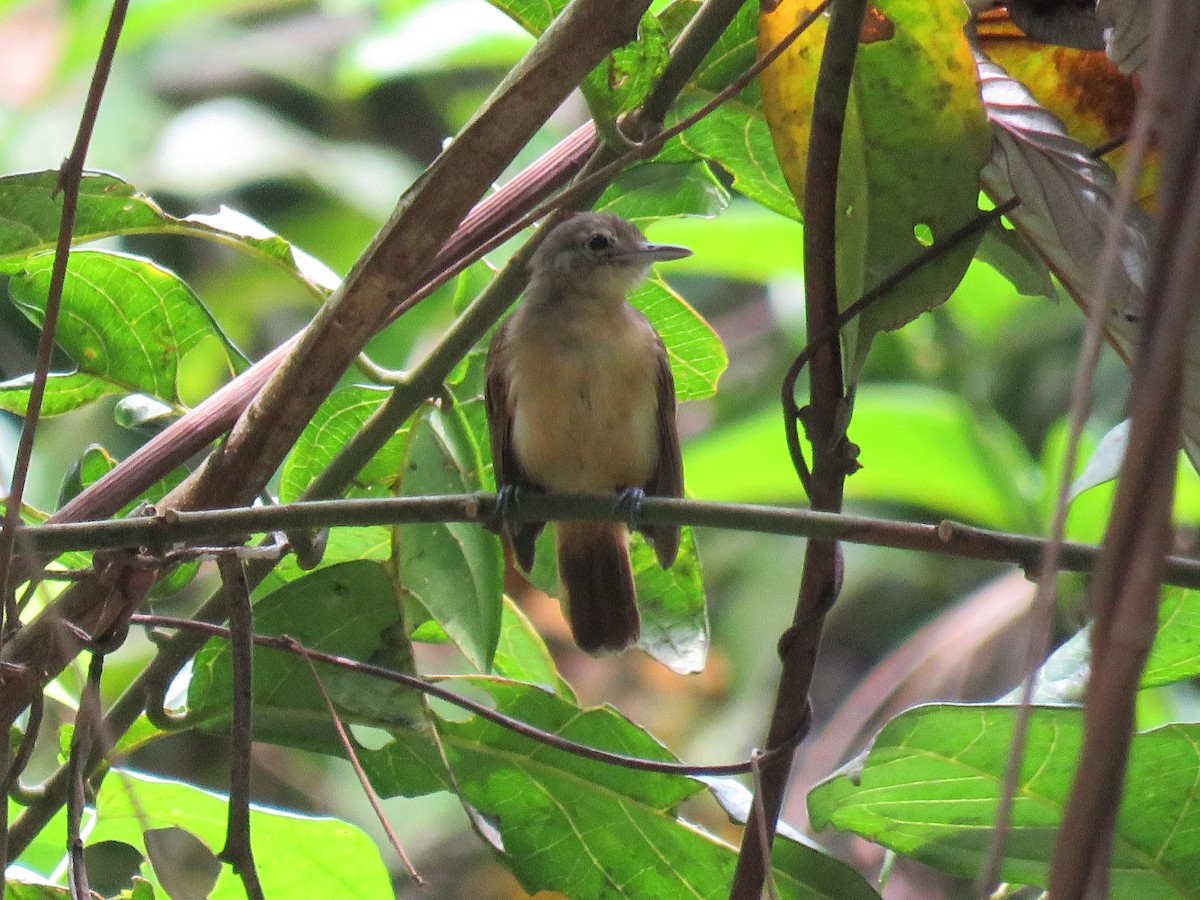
615,488,645,531
495,484,522,534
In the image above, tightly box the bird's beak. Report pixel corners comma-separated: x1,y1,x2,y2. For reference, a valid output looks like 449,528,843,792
622,242,693,263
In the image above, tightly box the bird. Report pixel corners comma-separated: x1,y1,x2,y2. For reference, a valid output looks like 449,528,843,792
484,211,690,653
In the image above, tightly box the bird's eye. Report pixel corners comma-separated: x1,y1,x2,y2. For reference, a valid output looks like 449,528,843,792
586,232,612,253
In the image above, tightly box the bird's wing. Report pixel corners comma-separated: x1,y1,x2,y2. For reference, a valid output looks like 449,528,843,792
485,319,545,572
642,333,683,569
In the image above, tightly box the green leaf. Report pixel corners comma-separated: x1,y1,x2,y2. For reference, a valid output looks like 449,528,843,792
493,596,576,700
759,0,992,371
976,217,1056,299
89,770,392,899
808,705,1200,897
484,0,668,118
1143,586,1200,689
596,160,731,228
394,405,504,671
630,274,727,402
668,92,802,221
365,677,875,898
0,250,245,416
632,527,708,674
187,561,422,755
7,797,69,879
280,384,410,502
3,884,71,899
0,171,338,295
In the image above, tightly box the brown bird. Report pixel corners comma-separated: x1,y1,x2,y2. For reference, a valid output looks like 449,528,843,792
485,212,690,653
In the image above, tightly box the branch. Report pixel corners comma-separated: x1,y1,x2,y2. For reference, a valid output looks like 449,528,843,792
0,0,130,635
732,0,868,894
214,554,264,900
1049,4,1200,895
9,494,1200,589
128,615,801,779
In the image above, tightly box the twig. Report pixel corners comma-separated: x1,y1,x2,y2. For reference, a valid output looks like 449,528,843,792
748,749,779,900
67,652,105,900
285,635,425,886
129,614,803,779
782,198,1019,489
731,0,868,893
978,45,1163,900
214,554,265,900
0,0,130,639
1049,4,1200,896
3,692,44,796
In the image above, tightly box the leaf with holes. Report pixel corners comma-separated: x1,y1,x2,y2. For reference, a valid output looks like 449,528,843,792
759,0,992,371
0,250,245,416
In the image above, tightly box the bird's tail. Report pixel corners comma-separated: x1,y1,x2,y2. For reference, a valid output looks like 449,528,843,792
556,522,639,653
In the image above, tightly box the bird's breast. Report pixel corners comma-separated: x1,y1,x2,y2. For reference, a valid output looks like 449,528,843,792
505,305,661,494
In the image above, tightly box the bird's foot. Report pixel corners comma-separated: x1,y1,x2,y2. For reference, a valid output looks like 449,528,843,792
615,487,645,531
495,484,523,534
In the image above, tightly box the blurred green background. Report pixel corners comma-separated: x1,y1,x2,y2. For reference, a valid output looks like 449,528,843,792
0,1,1186,896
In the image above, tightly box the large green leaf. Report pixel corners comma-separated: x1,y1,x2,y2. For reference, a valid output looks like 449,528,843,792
483,0,669,118
596,159,730,228
758,0,992,370
1143,586,1200,689
279,384,410,502
630,275,727,402
364,677,878,898
0,250,246,416
808,705,1200,898
0,171,338,295
394,405,504,671
89,771,392,900
186,560,423,755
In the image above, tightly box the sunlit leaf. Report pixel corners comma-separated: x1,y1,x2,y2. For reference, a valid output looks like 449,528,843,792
90,771,392,899
0,250,245,415
631,274,727,401
0,171,338,294
1143,587,1200,689
759,0,992,371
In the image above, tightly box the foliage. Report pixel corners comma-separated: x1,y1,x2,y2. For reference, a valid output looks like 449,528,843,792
0,0,1185,898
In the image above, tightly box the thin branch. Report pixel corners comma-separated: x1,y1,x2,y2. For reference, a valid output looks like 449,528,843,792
286,636,424,886
129,615,803,779
215,554,264,900
67,652,104,900
15,493,1200,589
1049,4,1200,895
732,0,868,893
978,45,1164,900
0,0,131,637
